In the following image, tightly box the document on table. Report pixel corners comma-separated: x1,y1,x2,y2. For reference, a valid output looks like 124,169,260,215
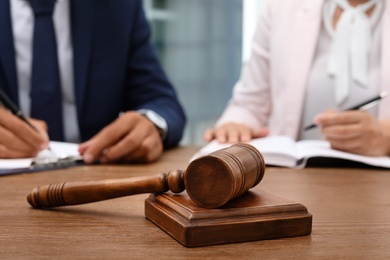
191,136,390,169
0,141,83,175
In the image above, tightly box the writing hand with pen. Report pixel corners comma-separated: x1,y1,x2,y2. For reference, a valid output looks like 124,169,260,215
0,106,50,159
0,88,50,159
306,92,390,157
0,87,164,163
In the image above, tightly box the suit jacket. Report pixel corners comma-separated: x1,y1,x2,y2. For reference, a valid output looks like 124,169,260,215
0,0,186,148
216,0,390,139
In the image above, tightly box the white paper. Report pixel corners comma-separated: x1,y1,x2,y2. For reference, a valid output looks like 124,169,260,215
0,141,80,170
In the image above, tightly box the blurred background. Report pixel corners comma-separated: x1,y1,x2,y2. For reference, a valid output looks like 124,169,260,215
143,0,264,145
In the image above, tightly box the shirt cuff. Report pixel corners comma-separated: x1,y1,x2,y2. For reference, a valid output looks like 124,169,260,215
137,109,168,141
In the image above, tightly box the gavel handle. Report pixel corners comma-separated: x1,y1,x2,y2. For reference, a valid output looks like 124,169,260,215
27,170,184,208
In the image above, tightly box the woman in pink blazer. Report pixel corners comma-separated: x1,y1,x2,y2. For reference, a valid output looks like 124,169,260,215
205,0,390,156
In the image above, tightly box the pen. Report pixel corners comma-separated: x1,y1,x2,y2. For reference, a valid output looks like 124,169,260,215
304,91,388,131
0,88,54,152
0,88,39,131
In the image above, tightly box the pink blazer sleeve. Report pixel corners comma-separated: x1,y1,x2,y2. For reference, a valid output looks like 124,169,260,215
215,0,274,130
216,0,325,138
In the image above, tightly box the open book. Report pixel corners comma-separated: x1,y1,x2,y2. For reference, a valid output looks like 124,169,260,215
191,136,390,169
0,141,82,175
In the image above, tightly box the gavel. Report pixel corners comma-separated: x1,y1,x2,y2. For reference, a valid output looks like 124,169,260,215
27,143,265,209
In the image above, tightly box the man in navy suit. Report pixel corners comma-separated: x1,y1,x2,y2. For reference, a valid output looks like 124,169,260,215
0,0,186,163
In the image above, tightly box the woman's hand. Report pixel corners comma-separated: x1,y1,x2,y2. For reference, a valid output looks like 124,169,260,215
314,110,390,156
204,123,269,143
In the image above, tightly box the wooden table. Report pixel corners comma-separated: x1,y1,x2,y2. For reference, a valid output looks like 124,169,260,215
1,147,390,258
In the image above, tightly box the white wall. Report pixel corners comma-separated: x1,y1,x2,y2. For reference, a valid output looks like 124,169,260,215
143,0,266,145
143,0,244,145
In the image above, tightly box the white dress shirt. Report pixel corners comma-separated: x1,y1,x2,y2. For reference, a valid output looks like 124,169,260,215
10,0,80,142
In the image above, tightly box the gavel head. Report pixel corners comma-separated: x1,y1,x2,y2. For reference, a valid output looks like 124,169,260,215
183,143,265,208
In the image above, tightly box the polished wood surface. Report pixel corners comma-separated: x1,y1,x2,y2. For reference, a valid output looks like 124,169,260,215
1,146,390,258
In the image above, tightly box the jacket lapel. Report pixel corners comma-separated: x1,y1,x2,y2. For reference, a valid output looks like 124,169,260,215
0,0,19,104
285,0,324,138
70,0,93,115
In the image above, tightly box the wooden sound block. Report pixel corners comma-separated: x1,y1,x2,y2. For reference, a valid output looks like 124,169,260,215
145,189,312,247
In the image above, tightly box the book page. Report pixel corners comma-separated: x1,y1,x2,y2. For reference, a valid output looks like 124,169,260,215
296,140,390,168
192,137,390,169
191,136,302,168
0,141,80,170
249,136,302,167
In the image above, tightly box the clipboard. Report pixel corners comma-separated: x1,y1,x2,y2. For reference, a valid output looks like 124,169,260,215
0,142,84,176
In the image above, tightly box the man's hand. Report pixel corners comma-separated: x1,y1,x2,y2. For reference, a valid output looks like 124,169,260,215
78,111,164,164
314,110,390,156
204,123,269,143
0,106,49,158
